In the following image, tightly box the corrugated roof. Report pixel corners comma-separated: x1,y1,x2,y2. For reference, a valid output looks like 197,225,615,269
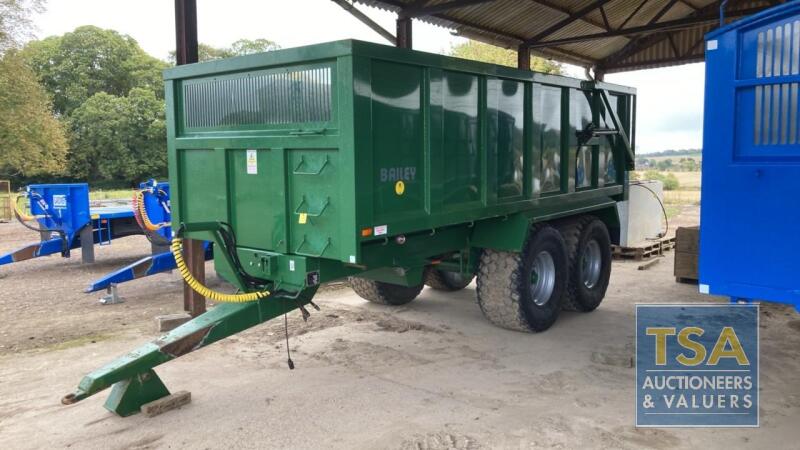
353,0,783,73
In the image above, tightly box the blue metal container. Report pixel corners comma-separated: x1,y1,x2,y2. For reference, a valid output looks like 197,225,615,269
701,2,800,310
27,183,91,244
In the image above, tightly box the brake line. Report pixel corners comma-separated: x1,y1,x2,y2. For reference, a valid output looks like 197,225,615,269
13,194,42,222
170,235,270,303
133,189,170,231
13,192,68,253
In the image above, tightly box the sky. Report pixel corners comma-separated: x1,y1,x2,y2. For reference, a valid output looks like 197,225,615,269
30,0,705,154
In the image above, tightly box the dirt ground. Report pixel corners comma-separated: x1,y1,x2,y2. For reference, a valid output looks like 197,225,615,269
0,207,799,449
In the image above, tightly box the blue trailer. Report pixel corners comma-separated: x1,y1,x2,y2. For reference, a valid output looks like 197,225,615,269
701,2,800,311
85,241,212,294
1,183,149,266
1,179,214,295
85,180,212,294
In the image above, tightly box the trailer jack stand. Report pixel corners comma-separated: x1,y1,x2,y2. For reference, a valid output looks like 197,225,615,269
62,287,318,416
104,370,170,417
99,284,123,305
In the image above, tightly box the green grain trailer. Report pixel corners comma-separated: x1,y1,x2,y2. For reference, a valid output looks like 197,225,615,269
63,40,635,416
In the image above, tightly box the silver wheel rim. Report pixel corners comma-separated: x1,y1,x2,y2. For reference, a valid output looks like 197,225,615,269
530,251,556,306
582,240,602,289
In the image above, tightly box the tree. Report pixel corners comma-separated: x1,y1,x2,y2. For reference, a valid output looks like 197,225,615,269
448,40,562,74
168,38,280,63
20,26,168,116
0,0,67,179
0,0,43,54
644,170,680,191
68,88,166,184
0,51,68,177
680,158,698,172
656,159,674,171
230,38,280,55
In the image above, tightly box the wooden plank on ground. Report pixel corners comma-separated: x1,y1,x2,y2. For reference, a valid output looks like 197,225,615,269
141,391,192,418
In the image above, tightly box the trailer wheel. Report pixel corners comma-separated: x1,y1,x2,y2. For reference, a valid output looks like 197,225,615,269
560,217,612,312
476,225,567,332
348,277,424,306
424,268,474,291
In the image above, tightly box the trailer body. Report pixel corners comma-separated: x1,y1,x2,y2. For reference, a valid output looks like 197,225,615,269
166,39,635,290
64,40,637,416
1,183,140,266
1,182,171,268
85,180,209,294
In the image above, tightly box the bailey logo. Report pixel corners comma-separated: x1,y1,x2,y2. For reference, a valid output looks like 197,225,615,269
380,166,416,183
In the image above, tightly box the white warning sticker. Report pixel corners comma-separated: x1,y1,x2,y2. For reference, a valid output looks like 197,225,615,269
246,149,258,174
706,40,718,51
374,225,388,236
52,195,67,209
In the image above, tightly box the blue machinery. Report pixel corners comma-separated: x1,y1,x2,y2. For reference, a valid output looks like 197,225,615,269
1,183,146,266
1,180,212,296
85,242,212,294
701,2,800,312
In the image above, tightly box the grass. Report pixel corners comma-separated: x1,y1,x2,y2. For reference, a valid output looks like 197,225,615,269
672,171,701,189
89,189,134,201
634,169,702,208
664,190,701,205
665,205,682,219
633,170,701,189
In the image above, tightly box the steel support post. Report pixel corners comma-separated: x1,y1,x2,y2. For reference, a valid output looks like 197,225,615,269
182,239,206,316
517,44,530,70
174,0,198,66
175,0,205,317
396,16,412,48
80,225,94,264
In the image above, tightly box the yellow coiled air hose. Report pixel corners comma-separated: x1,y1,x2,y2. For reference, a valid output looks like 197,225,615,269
14,195,39,221
134,190,170,231
171,236,270,303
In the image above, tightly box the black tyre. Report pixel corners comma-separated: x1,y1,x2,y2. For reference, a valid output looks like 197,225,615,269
560,217,612,312
348,277,424,306
424,268,474,291
476,225,568,332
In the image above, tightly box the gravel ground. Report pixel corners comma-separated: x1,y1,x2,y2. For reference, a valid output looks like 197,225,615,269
0,207,798,449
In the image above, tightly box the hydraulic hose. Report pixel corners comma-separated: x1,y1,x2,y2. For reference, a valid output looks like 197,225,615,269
171,236,270,303
13,195,40,222
13,192,68,253
134,190,170,231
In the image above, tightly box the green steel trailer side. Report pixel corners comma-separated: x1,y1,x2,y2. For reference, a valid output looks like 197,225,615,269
64,40,636,416
166,40,634,291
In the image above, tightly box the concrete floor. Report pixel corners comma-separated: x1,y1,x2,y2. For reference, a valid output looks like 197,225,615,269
0,247,799,449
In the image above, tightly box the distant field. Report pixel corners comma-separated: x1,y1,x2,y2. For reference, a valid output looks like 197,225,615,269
635,170,702,206
634,170,701,189
89,189,133,201
672,171,701,189
664,190,701,205
639,152,702,162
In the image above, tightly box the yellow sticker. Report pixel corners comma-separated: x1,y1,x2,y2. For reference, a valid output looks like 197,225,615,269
91,214,100,220
395,180,405,195
298,212,308,224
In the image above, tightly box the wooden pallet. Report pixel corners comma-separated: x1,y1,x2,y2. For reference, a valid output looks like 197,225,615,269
612,236,676,261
